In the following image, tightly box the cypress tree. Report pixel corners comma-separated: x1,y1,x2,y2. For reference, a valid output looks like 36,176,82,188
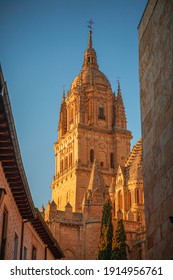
111,219,127,260
98,198,113,260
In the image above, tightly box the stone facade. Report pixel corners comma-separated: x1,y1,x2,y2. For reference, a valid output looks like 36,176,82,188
138,0,173,259
44,28,146,259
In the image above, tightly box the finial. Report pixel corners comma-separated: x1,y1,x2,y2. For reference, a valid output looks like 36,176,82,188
87,19,94,48
117,77,121,95
117,76,120,86
62,85,65,101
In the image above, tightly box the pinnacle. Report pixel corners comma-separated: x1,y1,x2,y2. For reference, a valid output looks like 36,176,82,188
87,159,105,191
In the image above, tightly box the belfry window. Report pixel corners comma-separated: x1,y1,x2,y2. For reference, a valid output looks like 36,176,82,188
90,149,94,163
98,105,105,120
110,153,114,168
136,189,140,204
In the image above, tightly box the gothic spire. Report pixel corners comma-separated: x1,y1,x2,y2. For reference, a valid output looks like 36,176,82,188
117,79,121,96
82,19,98,70
58,89,67,138
82,159,106,206
115,80,127,129
87,19,94,49
62,88,65,102
88,30,92,49
87,159,105,191
117,78,123,100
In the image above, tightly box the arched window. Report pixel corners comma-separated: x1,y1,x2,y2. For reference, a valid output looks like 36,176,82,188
98,105,105,120
118,190,122,209
136,189,140,204
90,149,94,163
110,153,114,168
69,153,73,166
65,156,68,169
127,191,131,209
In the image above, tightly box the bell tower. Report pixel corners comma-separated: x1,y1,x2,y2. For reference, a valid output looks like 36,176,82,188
51,24,132,212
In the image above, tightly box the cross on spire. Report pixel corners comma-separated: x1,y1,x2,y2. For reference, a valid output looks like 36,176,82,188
87,19,94,33
87,19,94,49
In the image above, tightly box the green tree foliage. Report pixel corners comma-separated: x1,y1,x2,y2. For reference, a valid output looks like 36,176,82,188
98,199,113,259
111,219,127,260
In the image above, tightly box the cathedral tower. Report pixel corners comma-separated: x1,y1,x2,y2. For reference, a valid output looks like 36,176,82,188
51,26,132,212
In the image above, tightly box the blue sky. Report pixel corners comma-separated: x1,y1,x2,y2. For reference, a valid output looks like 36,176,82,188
0,0,147,208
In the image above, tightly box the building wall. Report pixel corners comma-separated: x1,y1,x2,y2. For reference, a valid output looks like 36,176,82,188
52,118,131,212
57,223,82,260
45,203,103,260
84,221,101,260
0,165,22,260
46,208,83,260
139,0,173,259
45,204,145,260
45,139,145,260
0,164,55,260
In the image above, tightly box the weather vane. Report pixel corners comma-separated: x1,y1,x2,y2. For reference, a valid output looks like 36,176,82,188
87,19,95,33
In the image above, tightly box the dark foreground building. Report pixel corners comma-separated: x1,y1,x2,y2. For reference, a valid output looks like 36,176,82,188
138,0,173,259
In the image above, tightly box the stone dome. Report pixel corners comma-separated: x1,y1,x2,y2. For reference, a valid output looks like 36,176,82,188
70,68,111,90
70,30,111,91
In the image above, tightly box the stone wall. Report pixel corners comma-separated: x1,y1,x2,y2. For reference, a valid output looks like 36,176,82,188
0,165,55,260
45,201,103,260
138,0,173,259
